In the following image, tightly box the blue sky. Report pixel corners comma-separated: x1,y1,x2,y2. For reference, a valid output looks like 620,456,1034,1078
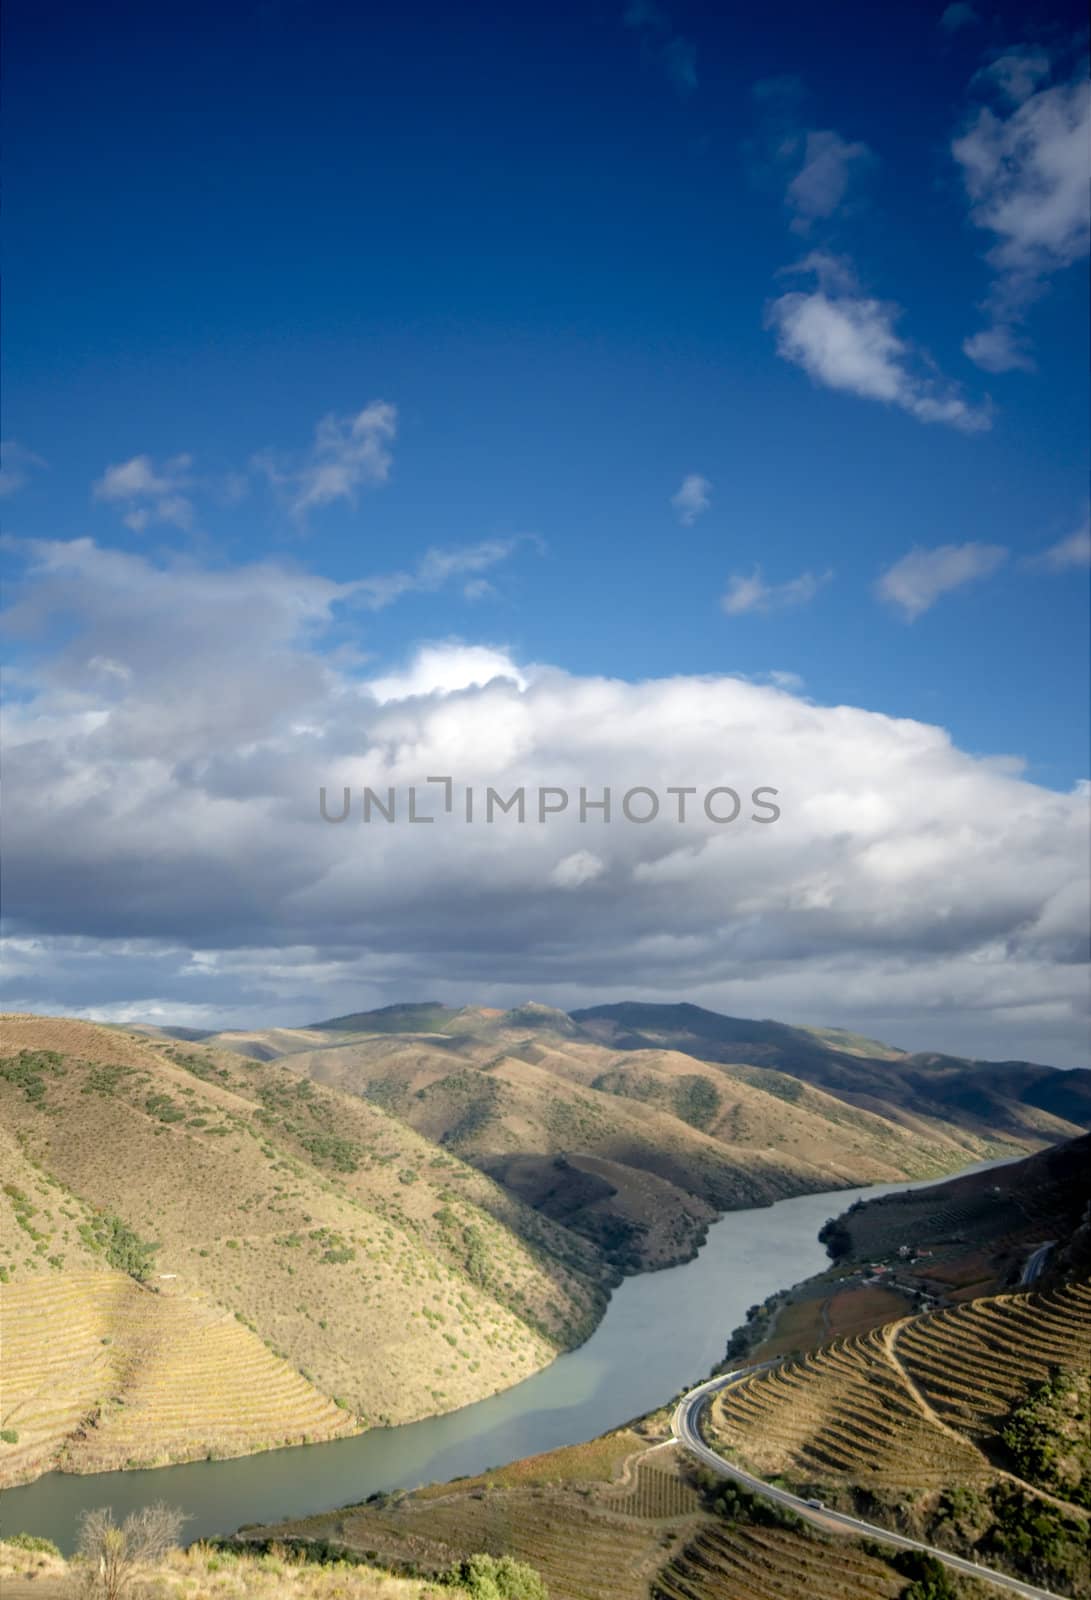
2,0,1089,1056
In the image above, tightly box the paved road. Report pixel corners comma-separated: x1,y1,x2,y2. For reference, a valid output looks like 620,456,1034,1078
671,1372,1071,1600
1021,1242,1056,1286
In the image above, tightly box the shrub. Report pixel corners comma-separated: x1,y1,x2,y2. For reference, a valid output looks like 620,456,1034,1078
0,1428,20,1444
444,1552,548,1599
5,1532,61,1555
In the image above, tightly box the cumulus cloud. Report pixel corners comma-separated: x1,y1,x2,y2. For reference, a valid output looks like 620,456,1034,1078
0,441,46,499
624,1,697,97
766,264,991,431
5,539,1085,1061
877,542,1008,619
671,473,712,525
366,643,528,702
254,400,397,518
954,55,1090,370
92,453,194,531
722,567,831,616
940,2,979,31
786,130,872,232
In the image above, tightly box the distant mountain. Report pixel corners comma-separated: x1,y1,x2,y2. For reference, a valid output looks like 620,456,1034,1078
572,1001,1091,1146
307,1001,466,1034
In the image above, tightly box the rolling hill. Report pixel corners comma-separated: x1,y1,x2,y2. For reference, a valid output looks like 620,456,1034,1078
0,1016,608,1486
573,1001,1091,1145
250,1001,1088,1273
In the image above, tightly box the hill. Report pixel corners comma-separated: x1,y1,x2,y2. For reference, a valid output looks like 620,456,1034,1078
263,1003,1087,1275
824,1130,1091,1287
573,1002,1091,1145
708,1280,1091,1594
0,1016,608,1487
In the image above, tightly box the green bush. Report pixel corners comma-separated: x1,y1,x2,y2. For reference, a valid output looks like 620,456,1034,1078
892,1551,958,1599
0,1428,20,1444
4,1532,60,1555
444,1552,548,1599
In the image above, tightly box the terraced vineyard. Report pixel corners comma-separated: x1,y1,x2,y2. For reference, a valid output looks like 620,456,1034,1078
654,1523,905,1600
710,1282,1091,1494
894,1278,1091,1442
605,1457,703,1520
0,1269,353,1482
273,1441,707,1600
313,1489,696,1600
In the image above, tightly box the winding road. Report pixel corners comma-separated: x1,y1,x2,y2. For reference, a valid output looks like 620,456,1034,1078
671,1372,1070,1600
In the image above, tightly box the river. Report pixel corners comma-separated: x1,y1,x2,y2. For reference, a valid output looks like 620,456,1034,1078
1,1159,1009,1551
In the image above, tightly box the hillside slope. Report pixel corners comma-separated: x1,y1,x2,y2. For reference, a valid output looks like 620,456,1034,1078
269,1006,1062,1271
710,1280,1091,1594
574,1002,1091,1144
0,1016,609,1486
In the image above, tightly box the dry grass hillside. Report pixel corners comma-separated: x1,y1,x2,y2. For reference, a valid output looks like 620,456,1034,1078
0,1015,610,1486
267,1012,1016,1273
0,1538,465,1600
573,1002,1091,1146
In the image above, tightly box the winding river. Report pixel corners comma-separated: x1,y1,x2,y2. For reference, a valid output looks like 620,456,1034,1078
2,1160,1009,1551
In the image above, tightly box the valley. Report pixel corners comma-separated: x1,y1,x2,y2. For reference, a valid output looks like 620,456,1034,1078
2,1002,1088,1598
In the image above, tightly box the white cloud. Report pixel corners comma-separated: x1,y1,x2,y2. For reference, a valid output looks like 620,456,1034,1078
353,539,526,610
671,473,712,525
722,567,831,616
551,851,606,889
92,453,195,531
366,644,528,703
786,129,872,231
877,542,1007,619
766,272,991,431
954,59,1090,369
254,400,397,518
0,441,46,499
961,324,1035,373
940,3,979,31
2,538,1088,1062
463,578,497,602
1034,517,1091,571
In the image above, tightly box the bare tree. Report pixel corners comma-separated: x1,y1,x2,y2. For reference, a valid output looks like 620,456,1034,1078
75,1503,187,1599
